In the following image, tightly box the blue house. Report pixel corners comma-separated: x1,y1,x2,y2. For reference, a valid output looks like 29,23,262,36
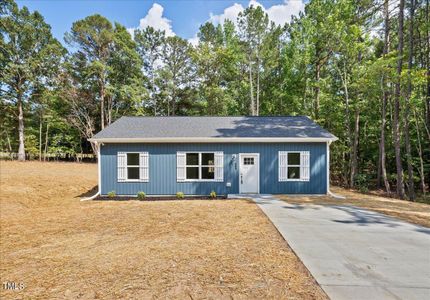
89,116,337,196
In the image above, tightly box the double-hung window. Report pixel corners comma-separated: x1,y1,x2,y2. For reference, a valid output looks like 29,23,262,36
117,152,149,182
185,152,215,180
278,151,310,182
177,152,223,182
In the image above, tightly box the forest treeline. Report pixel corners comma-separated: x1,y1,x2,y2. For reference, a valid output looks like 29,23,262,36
1,0,429,200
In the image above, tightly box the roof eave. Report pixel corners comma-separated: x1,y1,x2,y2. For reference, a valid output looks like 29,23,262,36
88,137,338,143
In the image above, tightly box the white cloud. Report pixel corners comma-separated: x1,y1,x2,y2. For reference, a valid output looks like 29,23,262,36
128,3,175,38
128,1,305,45
209,3,244,26
266,0,305,25
188,35,200,47
209,0,304,27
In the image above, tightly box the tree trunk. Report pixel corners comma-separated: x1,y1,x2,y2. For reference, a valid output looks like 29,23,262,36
350,109,360,187
152,67,157,116
249,57,255,115
39,118,42,161
426,0,430,130
44,122,49,161
100,76,105,130
167,90,170,116
17,91,25,161
393,0,406,199
379,0,391,194
377,147,381,188
314,62,320,120
256,52,260,116
107,95,112,126
380,81,391,194
413,109,426,195
404,0,415,200
337,62,353,187
5,130,12,153
171,86,176,116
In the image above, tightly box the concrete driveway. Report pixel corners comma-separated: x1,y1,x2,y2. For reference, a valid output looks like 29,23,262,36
253,195,430,300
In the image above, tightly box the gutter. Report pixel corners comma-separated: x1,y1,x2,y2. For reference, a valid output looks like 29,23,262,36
328,190,346,199
80,191,100,201
81,141,101,201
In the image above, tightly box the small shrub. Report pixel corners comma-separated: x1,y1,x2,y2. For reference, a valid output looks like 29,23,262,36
137,191,146,200
176,192,185,199
107,191,116,198
209,190,217,199
354,174,369,193
358,186,369,193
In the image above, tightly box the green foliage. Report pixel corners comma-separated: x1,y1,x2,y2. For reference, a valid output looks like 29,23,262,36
209,191,217,199
176,192,185,199
354,174,369,193
107,191,116,198
64,13,143,152
137,191,146,200
1,0,429,197
0,0,66,159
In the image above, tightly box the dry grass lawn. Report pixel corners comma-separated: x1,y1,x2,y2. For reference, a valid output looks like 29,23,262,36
0,161,326,299
280,187,430,228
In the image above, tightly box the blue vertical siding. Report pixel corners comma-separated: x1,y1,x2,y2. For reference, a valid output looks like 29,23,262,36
100,143,327,195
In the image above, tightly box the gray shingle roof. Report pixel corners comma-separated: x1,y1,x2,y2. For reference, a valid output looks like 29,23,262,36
91,116,337,140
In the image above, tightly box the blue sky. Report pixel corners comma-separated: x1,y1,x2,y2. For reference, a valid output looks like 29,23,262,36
16,1,305,45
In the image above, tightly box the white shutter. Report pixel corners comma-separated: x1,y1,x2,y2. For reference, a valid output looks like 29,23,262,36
214,152,224,182
117,152,126,182
139,152,149,182
300,151,310,181
177,152,186,182
279,151,288,182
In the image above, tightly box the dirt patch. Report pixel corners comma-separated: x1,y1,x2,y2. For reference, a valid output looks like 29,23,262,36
280,186,430,228
0,161,326,299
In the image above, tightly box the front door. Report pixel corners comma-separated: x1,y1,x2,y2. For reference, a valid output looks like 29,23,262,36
239,154,259,194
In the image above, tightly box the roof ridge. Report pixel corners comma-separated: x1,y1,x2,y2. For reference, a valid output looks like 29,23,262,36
122,115,309,118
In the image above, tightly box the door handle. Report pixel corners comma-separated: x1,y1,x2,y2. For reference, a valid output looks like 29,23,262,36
240,174,243,184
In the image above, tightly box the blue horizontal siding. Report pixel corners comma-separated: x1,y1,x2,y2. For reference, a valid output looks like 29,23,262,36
100,143,327,196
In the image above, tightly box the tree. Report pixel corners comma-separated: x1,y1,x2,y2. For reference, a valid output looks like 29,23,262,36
238,5,269,116
65,14,114,130
193,22,242,115
1,0,429,199
107,23,145,122
404,0,416,200
0,0,65,161
378,0,391,195
158,36,195,115
65,15,143,153
393,0,406,199
302,0,338,121
134,26,165,115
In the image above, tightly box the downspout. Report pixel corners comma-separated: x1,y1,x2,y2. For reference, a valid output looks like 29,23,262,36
81,141,102,201
326,140,346,199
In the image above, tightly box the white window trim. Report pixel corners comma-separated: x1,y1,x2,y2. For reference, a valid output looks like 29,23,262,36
285,151,302,182
279,151,310,182
183,152,217,182
118,151,149,182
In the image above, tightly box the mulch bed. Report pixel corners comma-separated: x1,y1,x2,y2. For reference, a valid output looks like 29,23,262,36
96,195,228,201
